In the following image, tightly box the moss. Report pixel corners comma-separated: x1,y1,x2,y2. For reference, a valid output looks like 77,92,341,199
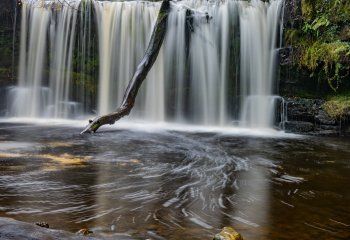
71,72,96,94
300,41,349,70
301,0,313,21
0,67,12,80
323,95,350,119
0,68,11,75
285,0,350,93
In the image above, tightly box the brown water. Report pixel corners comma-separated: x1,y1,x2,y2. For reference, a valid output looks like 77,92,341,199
0,122,349,239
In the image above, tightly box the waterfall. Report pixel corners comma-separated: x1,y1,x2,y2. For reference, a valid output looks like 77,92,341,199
11,1,51,117
239,0,284,128
6,0,284,129
162,4,187,123
93,1,165,121
185,1,240,125
9,0,82,118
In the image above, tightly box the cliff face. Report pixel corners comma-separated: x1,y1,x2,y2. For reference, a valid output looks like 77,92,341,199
0,0,17,25
0,0,18,84
0,0,19,116
280,0,350,97
279,0,350,136
284,97,350,136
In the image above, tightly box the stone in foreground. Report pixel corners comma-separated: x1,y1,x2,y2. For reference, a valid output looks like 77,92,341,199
0,217,133,240
213,227,243,240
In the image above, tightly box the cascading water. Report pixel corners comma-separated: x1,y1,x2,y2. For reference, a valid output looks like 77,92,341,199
9,1,51,117
93,1,165,121
8,0,82,118
239,0,284,128
185,1,241,125
5,0,284,129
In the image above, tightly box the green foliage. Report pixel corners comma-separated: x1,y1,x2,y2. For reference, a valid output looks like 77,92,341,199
0,29,15,68
72,72,96,94
302,16,330,37
299,41,349,91
323,95,350,119
0,67,11,76
301,0,313,21
286,0,350,92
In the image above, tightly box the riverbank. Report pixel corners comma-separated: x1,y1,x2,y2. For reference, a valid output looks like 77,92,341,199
283,97,350,136
0,217,107,240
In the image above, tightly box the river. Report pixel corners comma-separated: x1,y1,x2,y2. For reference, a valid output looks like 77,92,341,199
0,120,349,239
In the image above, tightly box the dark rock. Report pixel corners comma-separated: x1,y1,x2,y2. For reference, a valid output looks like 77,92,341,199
0,217,133,240
340,26,350,41
313,130,340,137
77,228,93,236
284,121,314,133
286,98,322,122
282,97,350,136
35,222,49,228
0,217,96,240
315,110,336,125
283,0,302,27
317,125,339,131
284,98,350,136
346,110,350,119
279,47,293,65
344,125,350,135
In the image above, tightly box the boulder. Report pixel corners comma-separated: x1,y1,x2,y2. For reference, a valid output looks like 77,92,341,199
284,121,314,133
213,227,243,240
0,217,133,240
315,110,336,125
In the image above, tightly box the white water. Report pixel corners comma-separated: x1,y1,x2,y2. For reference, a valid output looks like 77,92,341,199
9,0,82,118
94,1,165,121
186,1,240,125
239,0,284,128
11,1,50,117
6,0,284,129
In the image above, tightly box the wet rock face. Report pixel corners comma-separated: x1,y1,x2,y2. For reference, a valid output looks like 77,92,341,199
283,0,302,27
283,98,350,135
279,47,293,66
35,222,50,228
286,98,322,123
315,110,336,125
284,121,314,133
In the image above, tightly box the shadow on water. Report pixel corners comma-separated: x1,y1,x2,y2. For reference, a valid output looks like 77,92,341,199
0,122,349,239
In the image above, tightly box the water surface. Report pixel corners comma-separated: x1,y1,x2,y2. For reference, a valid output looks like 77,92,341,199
0,122,349,239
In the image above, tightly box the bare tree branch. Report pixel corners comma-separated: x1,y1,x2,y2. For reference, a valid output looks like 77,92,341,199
81,0,171,134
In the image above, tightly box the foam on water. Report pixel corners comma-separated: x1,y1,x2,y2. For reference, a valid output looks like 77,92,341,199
0,118,300,138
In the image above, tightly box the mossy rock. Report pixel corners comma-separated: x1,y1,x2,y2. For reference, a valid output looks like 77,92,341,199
213,227,243,240
323,95,350,119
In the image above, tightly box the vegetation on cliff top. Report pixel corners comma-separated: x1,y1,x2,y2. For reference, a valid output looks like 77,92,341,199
324,94,350,119
285,0,350,92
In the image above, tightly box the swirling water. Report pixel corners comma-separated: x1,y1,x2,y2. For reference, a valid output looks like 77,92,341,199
0,122,349,239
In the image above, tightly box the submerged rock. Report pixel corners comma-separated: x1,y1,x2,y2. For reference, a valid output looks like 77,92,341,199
35,222,50,228
77,228,93,236
213,227,243,240
0,217,124,240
